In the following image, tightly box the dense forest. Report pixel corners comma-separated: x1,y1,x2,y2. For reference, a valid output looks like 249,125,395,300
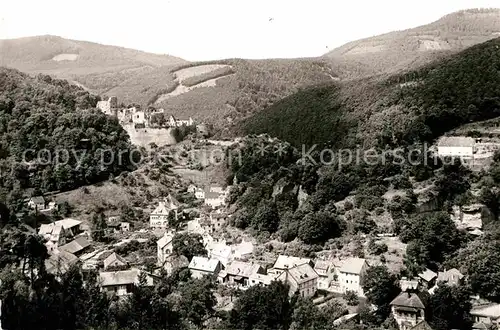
244,37,500,149
0,68,136,206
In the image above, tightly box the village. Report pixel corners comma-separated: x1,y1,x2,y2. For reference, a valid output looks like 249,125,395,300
17,126,500,330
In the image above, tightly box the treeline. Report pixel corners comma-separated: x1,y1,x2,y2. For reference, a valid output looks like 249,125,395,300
243,37,500,149
0,68,136,207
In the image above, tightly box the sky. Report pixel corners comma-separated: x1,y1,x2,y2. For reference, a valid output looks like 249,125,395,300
1,0,500,61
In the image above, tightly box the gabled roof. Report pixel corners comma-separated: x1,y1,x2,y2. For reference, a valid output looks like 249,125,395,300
55,218,82,230
418,268,437,282
226,261,262,278
165,194,180,208
188,256,220,272
339,258,368,275
103,252,127,269
273,255,311,270
390,292,425,309
437,136,475,147
437,268,464,283
471,304,500,319
411,320,433,330
59,237,90,254
314,260,331,272
285,263,319,285
99,268,154,287
45,249,78,274
151,202,169,215
30,196,45,204
157,231,174,248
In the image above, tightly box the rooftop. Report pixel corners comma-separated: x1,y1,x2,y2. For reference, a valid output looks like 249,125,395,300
99,268,154,287
151,202,170,215
286,263,319,284
59,236,90,254
273,255,311,270
226,261,262,278
189,256,221,272
45,249,79,274
437,136,475,148
437,268,464,284
339,257,368,275
390,292,425,309
314,260,331,272
157,231,175,248
103,252,128,269
55,218,82,230
471,304,500,319
418,268,437,282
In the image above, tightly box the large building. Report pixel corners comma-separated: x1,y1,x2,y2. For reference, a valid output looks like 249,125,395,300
188,256,222,279
268,255,313,277
390,292,426,330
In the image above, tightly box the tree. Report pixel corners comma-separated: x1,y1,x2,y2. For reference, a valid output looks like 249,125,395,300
177,277,216,327
298,211,344,244
362,265,400,321
344,290,359,306
91,211,108,242
172,233,207,261
290,297,325,330
427,284,473,330
229,281,293,330
251,201,280,233
434,159,471,204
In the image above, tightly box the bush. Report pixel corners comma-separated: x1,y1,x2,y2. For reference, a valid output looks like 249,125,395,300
344,290,359,306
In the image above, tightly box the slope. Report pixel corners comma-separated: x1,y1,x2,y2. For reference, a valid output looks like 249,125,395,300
244,37,500,149
0,35,186,90
0,67,136,201
324,8,500,78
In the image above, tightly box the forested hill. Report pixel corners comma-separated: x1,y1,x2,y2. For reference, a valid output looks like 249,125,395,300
324,8,500,78
242,37,500,149
0,67,136,205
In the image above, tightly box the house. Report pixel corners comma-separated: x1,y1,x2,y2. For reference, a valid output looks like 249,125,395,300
168,115,194,127
314,260,334,290
121,222,130,232
55,218,83,236
276,263,319,298
204,191,226,209
418,268,437,289
96,96,118,116
399,277,420,292
337,257,369,297
471,303,500,329
99,268,155,296
27,196,46,210
390,292,426,330
157,231,175,266
103,252,128,270
132,111,146,125
39,224,67,253
149,202,170,229
187,219,205,235
194,188,205,199
268,255,313,276
59,236,91,256
45,249,79,275
207,241,232,267
188,256,222,279
205,212,228,233
436,268,464,286
437,136,475,158
232,240,254,260
221,261,265,289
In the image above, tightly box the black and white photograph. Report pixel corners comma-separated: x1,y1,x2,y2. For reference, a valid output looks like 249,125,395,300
1,0,500,329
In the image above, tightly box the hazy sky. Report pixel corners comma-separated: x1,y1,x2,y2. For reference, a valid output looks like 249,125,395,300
1,0,499,61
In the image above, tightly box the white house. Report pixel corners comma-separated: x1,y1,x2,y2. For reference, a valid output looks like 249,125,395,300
337,257,369,297
188,256,222,279
221,261,265,289
207,241,232,267
149,202,170,229
390,292,426,330
132,111,146,125
168,115,195,127
437,136,475,158
204,191,226,209
27,196,46,210
39,224,67,253
157,231,175,266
